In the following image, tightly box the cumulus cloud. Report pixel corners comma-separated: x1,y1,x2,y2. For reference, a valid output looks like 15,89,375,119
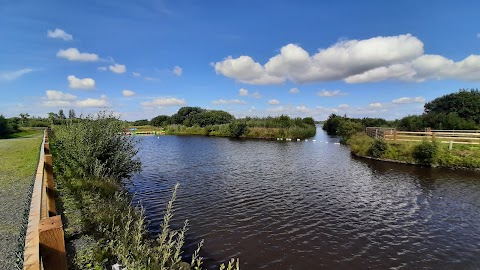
214,56,285,85
109,63,126,74
56,48,99,62
141,98,186,107
0,68,33,81
268,99,280,105
392,96,426,104
76,98,109,108
212,99,246,105
42,90,109,108
122,90,136,97
214,34,480,84
47,28,73,41
68,75,95,90
252,91,262,98
338,104,350,109
289,87,300,94
173,66,182,76
132,72,141,77
46,90,77,101
369,102,383,108
317,89,346,97
239,88,249,96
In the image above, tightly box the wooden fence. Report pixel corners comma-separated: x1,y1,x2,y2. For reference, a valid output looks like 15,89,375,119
23,130,67,270
365,127,480,146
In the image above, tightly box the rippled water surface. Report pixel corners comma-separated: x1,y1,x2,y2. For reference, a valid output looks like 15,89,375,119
127,128,480,270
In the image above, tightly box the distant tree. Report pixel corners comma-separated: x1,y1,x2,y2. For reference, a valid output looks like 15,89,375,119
424,89,480,124
151,115,170,127
68,109,76,119
228,121,247,137
19,113,30,126
58,109,66,120
0,115,11,137
132,119,150,126
302,117,315,126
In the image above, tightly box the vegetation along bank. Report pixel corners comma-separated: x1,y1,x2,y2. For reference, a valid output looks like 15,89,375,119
323,89,480,169
50,112,240,269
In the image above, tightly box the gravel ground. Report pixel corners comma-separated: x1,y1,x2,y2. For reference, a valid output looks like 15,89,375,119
0,134,42,270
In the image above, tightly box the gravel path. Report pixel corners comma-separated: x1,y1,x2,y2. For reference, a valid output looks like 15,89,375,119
0,134,42,270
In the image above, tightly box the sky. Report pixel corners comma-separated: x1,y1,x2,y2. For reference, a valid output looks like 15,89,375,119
1,0,479,121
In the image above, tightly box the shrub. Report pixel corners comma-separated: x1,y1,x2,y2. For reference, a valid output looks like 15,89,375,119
368,139,388,158
228,121,247,138
52,112,141,181
413,140,438,165
346,133,374,156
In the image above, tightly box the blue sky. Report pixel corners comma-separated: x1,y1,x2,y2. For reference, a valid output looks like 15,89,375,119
1,0,479,121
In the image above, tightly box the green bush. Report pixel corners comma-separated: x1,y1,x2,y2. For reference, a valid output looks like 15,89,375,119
52,112,141,180
228,121,247,137
413,140,438,165
368,139,388,158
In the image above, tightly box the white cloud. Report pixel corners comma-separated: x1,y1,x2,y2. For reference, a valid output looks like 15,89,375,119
477,33,480,39
141,98,186,106
42,90,109,108
122,90,136,97
369,102,383,108
109,63,126,74
0,68,33,81
289,87,300,94
239,88,249,96
317,89,346,97
68,75,95,90
392,96,426,104
173,66,182,76
76,98,109,108
214,55,285,85
212,99,246,105
47,28,73,41
56,48,99,62
144,77,158,81
268,99,280,105
46,90,77,101
132,72,141,77
98,66,107,71
338,104,349,109
252,91,262,98
214,34,480,84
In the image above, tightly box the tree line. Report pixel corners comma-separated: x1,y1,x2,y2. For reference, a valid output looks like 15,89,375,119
323,89,480,140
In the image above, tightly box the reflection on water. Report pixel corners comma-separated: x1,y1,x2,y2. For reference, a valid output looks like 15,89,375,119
127,128,480,270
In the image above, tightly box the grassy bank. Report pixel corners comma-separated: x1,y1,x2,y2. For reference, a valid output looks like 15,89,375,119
347,133,480,169
51,113,239,269
0,130,43,269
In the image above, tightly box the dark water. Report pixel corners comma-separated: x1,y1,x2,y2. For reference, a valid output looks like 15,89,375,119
127,127,480,270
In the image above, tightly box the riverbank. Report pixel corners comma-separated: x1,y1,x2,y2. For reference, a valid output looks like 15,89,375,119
347,133,480,169
0,131,43,269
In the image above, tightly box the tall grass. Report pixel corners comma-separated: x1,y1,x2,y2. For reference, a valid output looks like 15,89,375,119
52,113,240,269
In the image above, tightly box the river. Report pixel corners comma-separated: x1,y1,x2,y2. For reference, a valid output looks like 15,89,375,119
127,127,480,270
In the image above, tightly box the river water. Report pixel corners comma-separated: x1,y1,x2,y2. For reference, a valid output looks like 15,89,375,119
127,127,480,270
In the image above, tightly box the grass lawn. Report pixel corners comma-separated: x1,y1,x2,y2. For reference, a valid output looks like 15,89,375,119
0,130,43,269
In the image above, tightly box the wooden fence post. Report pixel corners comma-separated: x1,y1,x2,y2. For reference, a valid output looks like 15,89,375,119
393,129,397,143
38,216,68,270
44,154,56,216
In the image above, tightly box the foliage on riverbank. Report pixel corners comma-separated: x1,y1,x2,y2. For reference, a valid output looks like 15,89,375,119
347,133,480,169
51,112,240,269
162,108,316,139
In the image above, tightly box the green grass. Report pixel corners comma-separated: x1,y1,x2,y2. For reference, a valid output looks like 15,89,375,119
347,133,480,168
0,131,43,269
0,128,42,139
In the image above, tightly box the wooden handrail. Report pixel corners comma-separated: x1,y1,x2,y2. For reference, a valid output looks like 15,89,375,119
23,129,67,270
366,127,480,145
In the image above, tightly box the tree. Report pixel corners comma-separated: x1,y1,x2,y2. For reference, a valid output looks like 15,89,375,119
151,115,170,127
58,109,66,120
0,115,11,137
68,109,76,119
424,89,480,124
19,113,30,126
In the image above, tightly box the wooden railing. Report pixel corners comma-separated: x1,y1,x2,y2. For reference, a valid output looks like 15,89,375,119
23,130,67,270
366,127,480,146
